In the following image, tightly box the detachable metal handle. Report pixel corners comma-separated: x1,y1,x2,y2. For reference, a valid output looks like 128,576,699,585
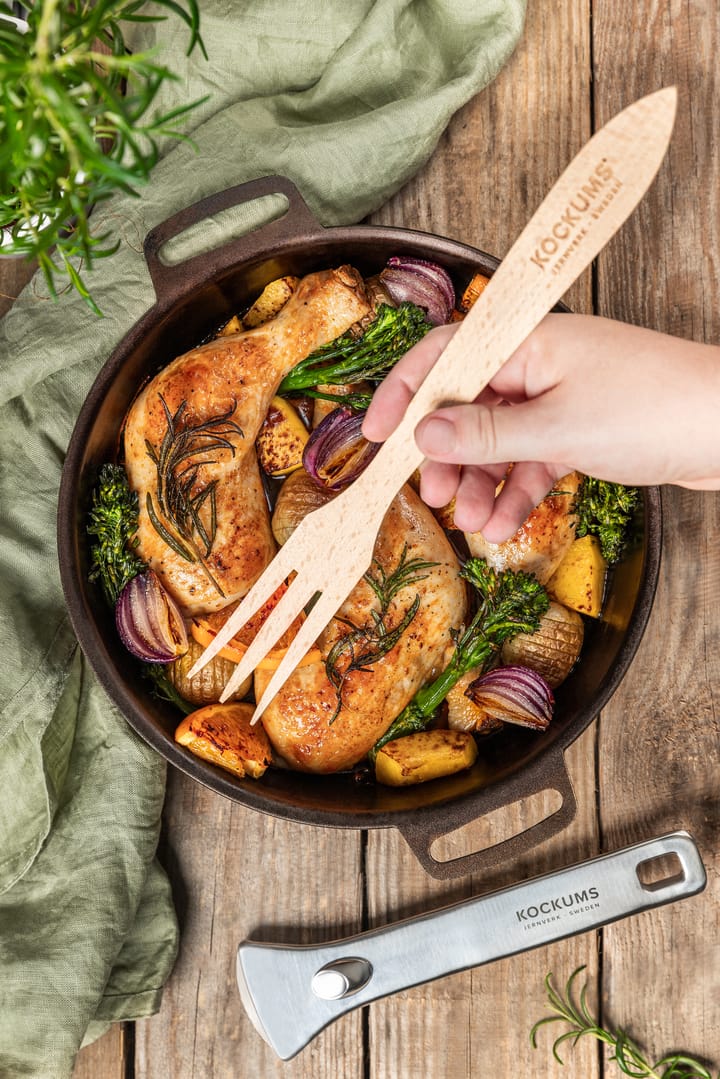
236,831,705,1060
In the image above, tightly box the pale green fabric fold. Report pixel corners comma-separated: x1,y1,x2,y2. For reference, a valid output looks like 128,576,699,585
0,1,525,1074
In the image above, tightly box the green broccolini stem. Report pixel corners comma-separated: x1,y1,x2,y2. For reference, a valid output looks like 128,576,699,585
277,303,431,395
370,560,549,760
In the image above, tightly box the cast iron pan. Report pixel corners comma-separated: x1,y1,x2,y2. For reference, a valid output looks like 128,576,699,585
57,176,662,879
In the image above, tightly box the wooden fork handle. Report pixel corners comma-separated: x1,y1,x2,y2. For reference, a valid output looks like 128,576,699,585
356,87,677,511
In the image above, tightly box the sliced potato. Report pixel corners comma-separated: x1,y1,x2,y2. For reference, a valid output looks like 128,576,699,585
546,535,606,618
175,702,272,779
256,396,309,477
501,601,584,687
242,275,299,328
167,636,251,705
375,729,478,787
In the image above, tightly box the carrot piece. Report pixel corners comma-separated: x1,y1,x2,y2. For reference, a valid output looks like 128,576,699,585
190,619,321,670
460,272,490,312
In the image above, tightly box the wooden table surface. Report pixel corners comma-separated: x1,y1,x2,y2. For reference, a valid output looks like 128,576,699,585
3,2,718,1076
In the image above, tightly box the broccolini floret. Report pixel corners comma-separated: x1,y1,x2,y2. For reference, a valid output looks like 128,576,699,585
370,559,549,759
277,302,431,397
87,463,145,606
575,477,640,564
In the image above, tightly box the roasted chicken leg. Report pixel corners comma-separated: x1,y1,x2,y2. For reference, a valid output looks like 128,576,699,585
256,484,467,773
123,267,371,615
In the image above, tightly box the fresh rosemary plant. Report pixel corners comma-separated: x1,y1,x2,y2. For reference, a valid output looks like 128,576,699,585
145,394,243,598
325,545,438,723
531,967,716,1079
0,0,206,314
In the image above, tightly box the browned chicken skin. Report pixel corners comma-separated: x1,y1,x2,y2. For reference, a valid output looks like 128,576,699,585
123,268,371,615
256,485,467,773
465,471,582,585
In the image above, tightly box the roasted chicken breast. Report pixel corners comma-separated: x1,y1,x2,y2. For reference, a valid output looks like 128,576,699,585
256,485,467,773
123,267,371,615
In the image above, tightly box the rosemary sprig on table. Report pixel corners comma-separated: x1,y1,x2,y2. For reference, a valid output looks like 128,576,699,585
531,967,716,1079
145,394,243,597
325,545,438,723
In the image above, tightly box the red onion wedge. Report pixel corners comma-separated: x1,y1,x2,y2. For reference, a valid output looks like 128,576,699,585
379,256,455,325
116,570,189,663
465,665,554,731
303,406,380,491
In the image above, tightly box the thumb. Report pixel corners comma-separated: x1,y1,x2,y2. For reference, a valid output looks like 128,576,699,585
414,396,568,469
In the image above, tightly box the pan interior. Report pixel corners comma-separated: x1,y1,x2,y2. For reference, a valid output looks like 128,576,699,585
60,229,658,828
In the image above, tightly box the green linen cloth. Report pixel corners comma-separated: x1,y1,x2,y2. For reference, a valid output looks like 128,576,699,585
0,1,525,1074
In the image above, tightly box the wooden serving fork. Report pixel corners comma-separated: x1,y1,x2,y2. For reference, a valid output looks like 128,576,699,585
189,87,677,721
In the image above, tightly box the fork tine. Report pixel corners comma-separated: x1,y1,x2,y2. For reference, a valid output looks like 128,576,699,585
218,575,319,702
249,586,348,723
187,539,299,679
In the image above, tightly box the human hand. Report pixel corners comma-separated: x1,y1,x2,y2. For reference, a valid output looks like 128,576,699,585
362,313,720,542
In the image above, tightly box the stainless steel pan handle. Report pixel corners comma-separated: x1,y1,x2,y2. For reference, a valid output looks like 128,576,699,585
236,831,706,1060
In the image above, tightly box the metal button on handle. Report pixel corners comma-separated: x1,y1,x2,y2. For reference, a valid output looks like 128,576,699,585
311,957,372,1000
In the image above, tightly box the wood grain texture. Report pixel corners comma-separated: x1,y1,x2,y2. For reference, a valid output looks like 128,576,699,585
72,1025,127,1079
594,0,720,1067
133,772,364,1079
0,256,35,319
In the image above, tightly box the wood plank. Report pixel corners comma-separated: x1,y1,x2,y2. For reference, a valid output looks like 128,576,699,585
133,769,365,1078
72,1025,126,1079
594,0,720,1068
366,4,601,1076
0,257,35,319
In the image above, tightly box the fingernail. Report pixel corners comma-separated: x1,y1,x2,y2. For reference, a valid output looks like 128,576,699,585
419,417,456,455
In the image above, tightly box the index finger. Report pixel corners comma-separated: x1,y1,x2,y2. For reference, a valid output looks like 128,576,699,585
362,322,459,442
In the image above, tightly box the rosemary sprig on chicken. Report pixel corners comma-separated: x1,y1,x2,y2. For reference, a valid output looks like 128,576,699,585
325,545,438,723
371,560,549,758
144,395,244,596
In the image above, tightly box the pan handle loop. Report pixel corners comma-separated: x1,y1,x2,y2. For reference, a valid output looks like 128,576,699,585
143,175,322,308
397,747,577,880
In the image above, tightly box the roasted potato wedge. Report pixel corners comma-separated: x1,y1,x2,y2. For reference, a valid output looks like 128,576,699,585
256,396,309,477
546,535,606,618
216,314,243,337
242,275,299,328
175,702,272,779
375,729,478,786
